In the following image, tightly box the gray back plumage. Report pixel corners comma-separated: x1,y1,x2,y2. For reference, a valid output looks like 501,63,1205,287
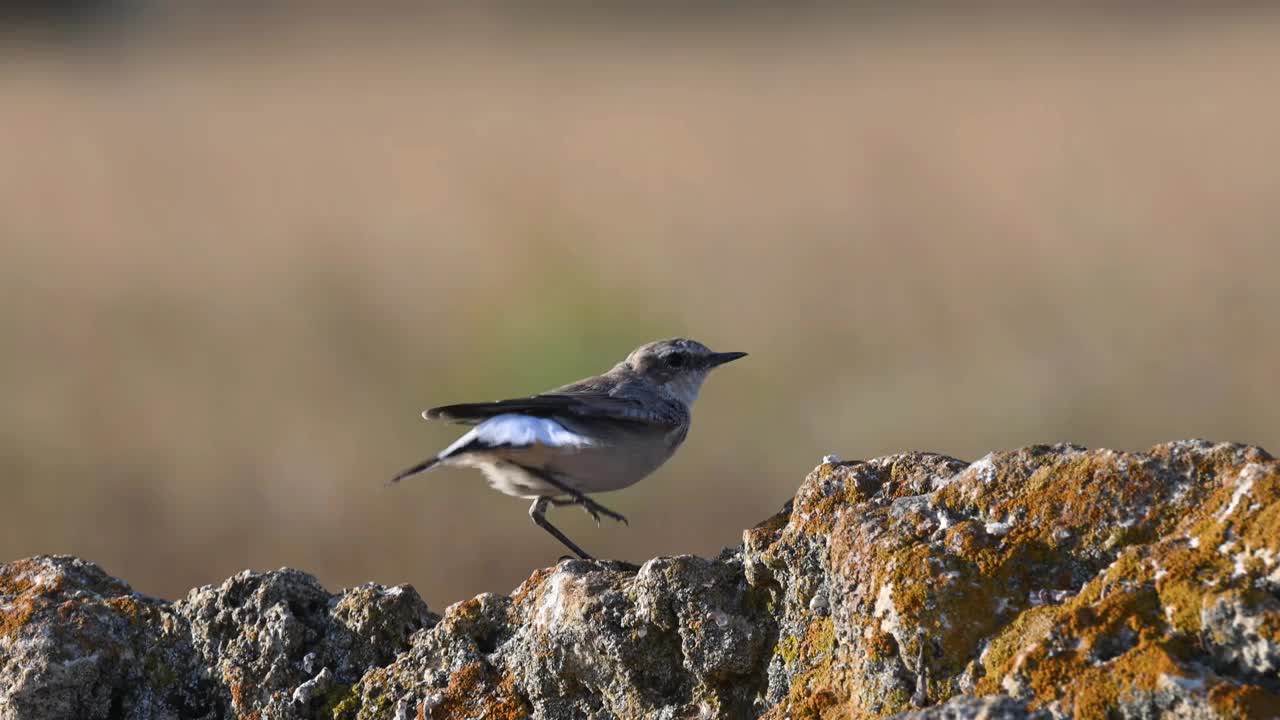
425,337,732,431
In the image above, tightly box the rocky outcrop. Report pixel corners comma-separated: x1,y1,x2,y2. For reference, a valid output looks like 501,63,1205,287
3,441,1279,719
0,558,433,720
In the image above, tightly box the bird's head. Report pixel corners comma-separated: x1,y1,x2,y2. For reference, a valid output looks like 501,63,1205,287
624,338,747,406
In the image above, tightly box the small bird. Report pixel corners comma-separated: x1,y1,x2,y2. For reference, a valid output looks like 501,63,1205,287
390,338,746,560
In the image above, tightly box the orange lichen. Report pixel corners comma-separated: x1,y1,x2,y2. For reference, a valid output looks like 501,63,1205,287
1208,680,1280,718
0,559,42,596
425,661,530,720
230,681,248,709
509,567,554,607
864,631,898,662
0,597,37,639
104,595,147,623
1,560,67,638
786,688,840,720
757,446,1280,719
743,505,792,556
977,604,1056,680
770,616,842,719
972,457,1280,716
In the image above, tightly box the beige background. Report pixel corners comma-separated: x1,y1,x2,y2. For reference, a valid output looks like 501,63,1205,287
2,8,1278,609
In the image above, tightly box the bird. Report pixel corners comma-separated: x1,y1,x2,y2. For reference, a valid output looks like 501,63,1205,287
390,338,747,560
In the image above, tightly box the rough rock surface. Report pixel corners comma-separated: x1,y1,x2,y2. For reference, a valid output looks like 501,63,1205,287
0,560,434,720
3,441,1280,719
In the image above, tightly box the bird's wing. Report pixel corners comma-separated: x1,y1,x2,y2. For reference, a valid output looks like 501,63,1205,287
423,393,682,428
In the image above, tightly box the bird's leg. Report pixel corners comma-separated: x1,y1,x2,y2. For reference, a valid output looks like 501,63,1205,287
528,497,594,560
523,466,628,527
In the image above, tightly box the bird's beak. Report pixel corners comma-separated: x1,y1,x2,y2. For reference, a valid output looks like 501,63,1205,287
707,351,748,368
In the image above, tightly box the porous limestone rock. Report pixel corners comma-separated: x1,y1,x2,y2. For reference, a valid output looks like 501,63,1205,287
177,568,437,718
749,441,1280,719
0,555,214,720
0,558,434,720
888,694,1047,719
354,553,775,719
3,440,1279,719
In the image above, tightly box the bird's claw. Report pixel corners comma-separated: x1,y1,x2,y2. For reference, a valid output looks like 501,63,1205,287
580,499,627,527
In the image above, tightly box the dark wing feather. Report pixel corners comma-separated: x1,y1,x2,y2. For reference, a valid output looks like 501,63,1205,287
424,393,679,428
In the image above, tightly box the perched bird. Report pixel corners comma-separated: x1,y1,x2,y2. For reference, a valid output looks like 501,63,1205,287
390,338,746,560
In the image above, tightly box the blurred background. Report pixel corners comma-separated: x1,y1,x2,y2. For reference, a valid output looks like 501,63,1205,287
3,3,1279,608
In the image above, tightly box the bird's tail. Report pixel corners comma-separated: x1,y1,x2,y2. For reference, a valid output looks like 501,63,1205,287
387,455,441,486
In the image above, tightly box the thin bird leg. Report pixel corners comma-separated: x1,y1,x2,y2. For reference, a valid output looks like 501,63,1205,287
528,497,594,560
520,466,628,527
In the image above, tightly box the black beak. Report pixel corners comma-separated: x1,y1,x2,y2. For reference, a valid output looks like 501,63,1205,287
707,351,748,368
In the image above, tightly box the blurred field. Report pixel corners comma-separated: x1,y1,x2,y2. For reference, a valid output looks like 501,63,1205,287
3,10,1280,607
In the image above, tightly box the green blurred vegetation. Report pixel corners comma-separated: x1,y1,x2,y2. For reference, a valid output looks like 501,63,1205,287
2,11,1279,607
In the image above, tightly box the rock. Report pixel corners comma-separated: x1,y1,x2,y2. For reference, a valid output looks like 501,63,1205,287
3,440,1280,719
354,552,776,719
176,568,437,718
0,559,435,720
750,441,1280,719
292,667,336,706
889,694,1048,719
0,555,214,720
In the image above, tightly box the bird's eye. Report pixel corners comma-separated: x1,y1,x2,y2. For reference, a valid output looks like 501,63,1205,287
665,353,686,369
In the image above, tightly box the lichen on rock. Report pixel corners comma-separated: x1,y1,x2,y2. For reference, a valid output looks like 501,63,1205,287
0,555,214,720
3,440,1279,719
750,441,1280,719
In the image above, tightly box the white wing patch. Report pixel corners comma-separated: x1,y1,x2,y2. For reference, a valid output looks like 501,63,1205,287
438,413,597,460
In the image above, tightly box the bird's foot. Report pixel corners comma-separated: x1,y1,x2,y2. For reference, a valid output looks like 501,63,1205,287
580,498,628,527
558,553,595,562
546,493,628,527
